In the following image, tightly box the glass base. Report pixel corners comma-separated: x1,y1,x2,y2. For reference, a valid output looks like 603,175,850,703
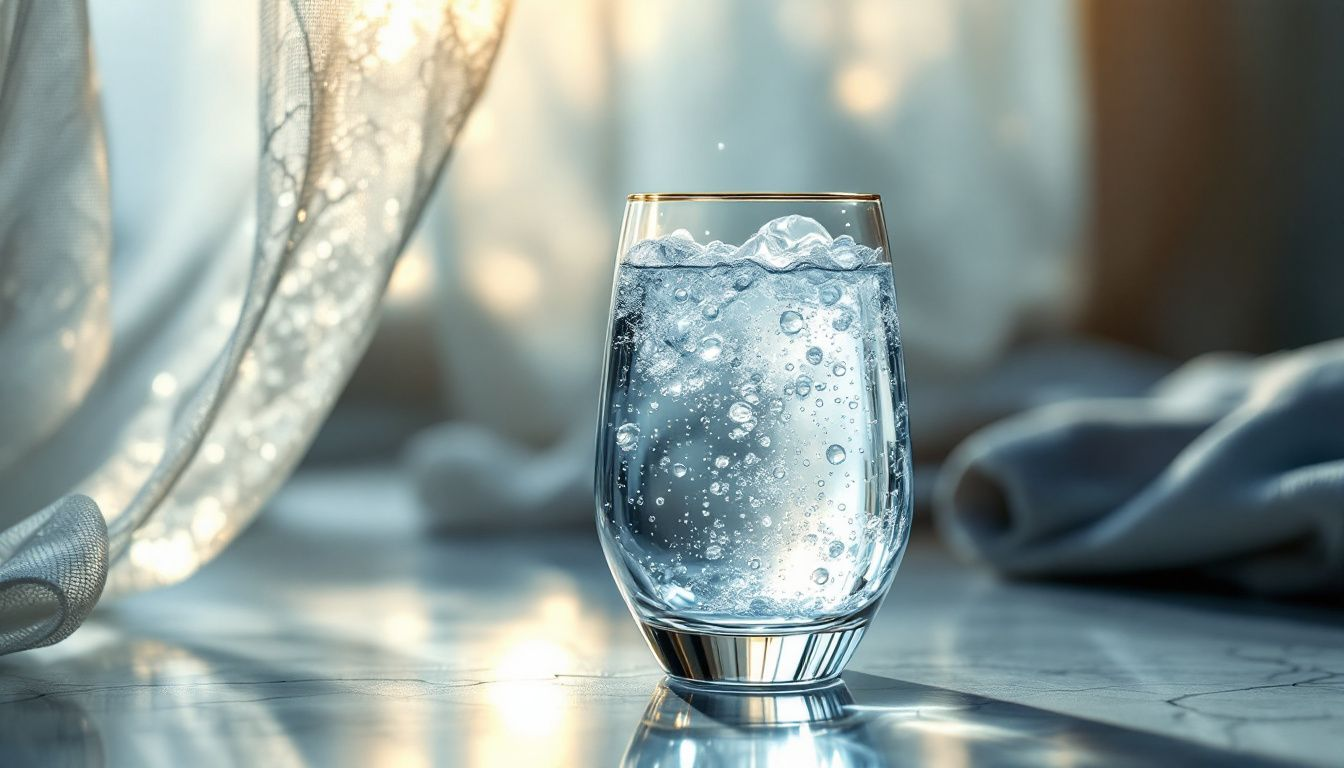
638,620,867,687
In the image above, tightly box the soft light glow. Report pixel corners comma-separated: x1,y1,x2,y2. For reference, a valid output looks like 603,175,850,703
129,532,199,584
387,243,435,304
466,249,541,319
191,497,227,541
151,372,178,398
359,0,439,63
470,589,592,767
834,62,892,116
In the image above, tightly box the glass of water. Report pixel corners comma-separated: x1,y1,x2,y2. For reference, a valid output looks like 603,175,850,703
596,193,911,686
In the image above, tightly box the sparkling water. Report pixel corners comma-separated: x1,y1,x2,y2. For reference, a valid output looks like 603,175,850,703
597,216,911,630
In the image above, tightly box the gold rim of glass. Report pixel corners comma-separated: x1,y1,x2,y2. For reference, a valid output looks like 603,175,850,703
626,192,880,202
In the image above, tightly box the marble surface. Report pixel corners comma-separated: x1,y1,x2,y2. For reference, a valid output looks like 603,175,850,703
2,466,1341,766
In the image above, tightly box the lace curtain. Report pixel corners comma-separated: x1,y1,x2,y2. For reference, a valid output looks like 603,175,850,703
0,0,509,654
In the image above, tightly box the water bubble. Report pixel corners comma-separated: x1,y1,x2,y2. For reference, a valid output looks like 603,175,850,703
673,288,688,302
773,468,786,479
616,423,640,451
672,463,688,478
648,516,656,522
812,568,830,585
832,310,853,331
819,285,842,305
815,398,825,408
793,375,813,398
758,435,771,447
659,456,671,468
826,444,847,464
760,515,772,528
848,401,858,410
709,482,725,495
714,455,731,469
701,304,720,320
832,363,847,377
732,271,754,291
828,540,845,558
749,557,761,570
806,347,824,365
779,311,804,334
650,401,660,411
664,585,697,609
728,402,755,423
705,545,723,560
697,336,723,361
655,497,665,506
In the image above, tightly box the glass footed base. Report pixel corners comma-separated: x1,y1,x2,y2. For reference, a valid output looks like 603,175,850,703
638,620,867,687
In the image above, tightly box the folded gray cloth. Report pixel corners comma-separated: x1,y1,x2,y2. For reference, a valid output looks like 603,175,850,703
936,340,1344,595
407,423,592,530
0,496,107,654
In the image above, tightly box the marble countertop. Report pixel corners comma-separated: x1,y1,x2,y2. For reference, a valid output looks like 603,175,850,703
3,467,1340,766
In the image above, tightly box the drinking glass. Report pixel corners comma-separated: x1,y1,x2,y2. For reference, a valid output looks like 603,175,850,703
595,193,911,686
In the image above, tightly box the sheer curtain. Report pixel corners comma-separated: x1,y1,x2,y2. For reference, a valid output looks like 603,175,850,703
0,0,509,654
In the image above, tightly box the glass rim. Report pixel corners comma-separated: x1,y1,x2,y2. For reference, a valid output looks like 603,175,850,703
626,192,881,203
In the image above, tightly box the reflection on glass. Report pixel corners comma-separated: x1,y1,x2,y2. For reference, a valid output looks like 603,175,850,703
622,679,881,767
624,673,1269,768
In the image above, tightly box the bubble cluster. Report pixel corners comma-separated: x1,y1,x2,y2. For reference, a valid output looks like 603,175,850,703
600,215,909,622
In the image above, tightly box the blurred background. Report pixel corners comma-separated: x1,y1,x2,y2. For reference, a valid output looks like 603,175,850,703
91,0,1344,529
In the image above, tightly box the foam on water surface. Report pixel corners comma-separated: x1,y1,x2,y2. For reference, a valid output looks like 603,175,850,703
624,215,883,271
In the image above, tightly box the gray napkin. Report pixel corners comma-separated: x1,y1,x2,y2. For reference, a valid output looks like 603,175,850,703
936,340,1344,595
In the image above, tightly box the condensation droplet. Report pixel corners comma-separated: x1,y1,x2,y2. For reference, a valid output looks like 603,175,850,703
826,444,847,464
